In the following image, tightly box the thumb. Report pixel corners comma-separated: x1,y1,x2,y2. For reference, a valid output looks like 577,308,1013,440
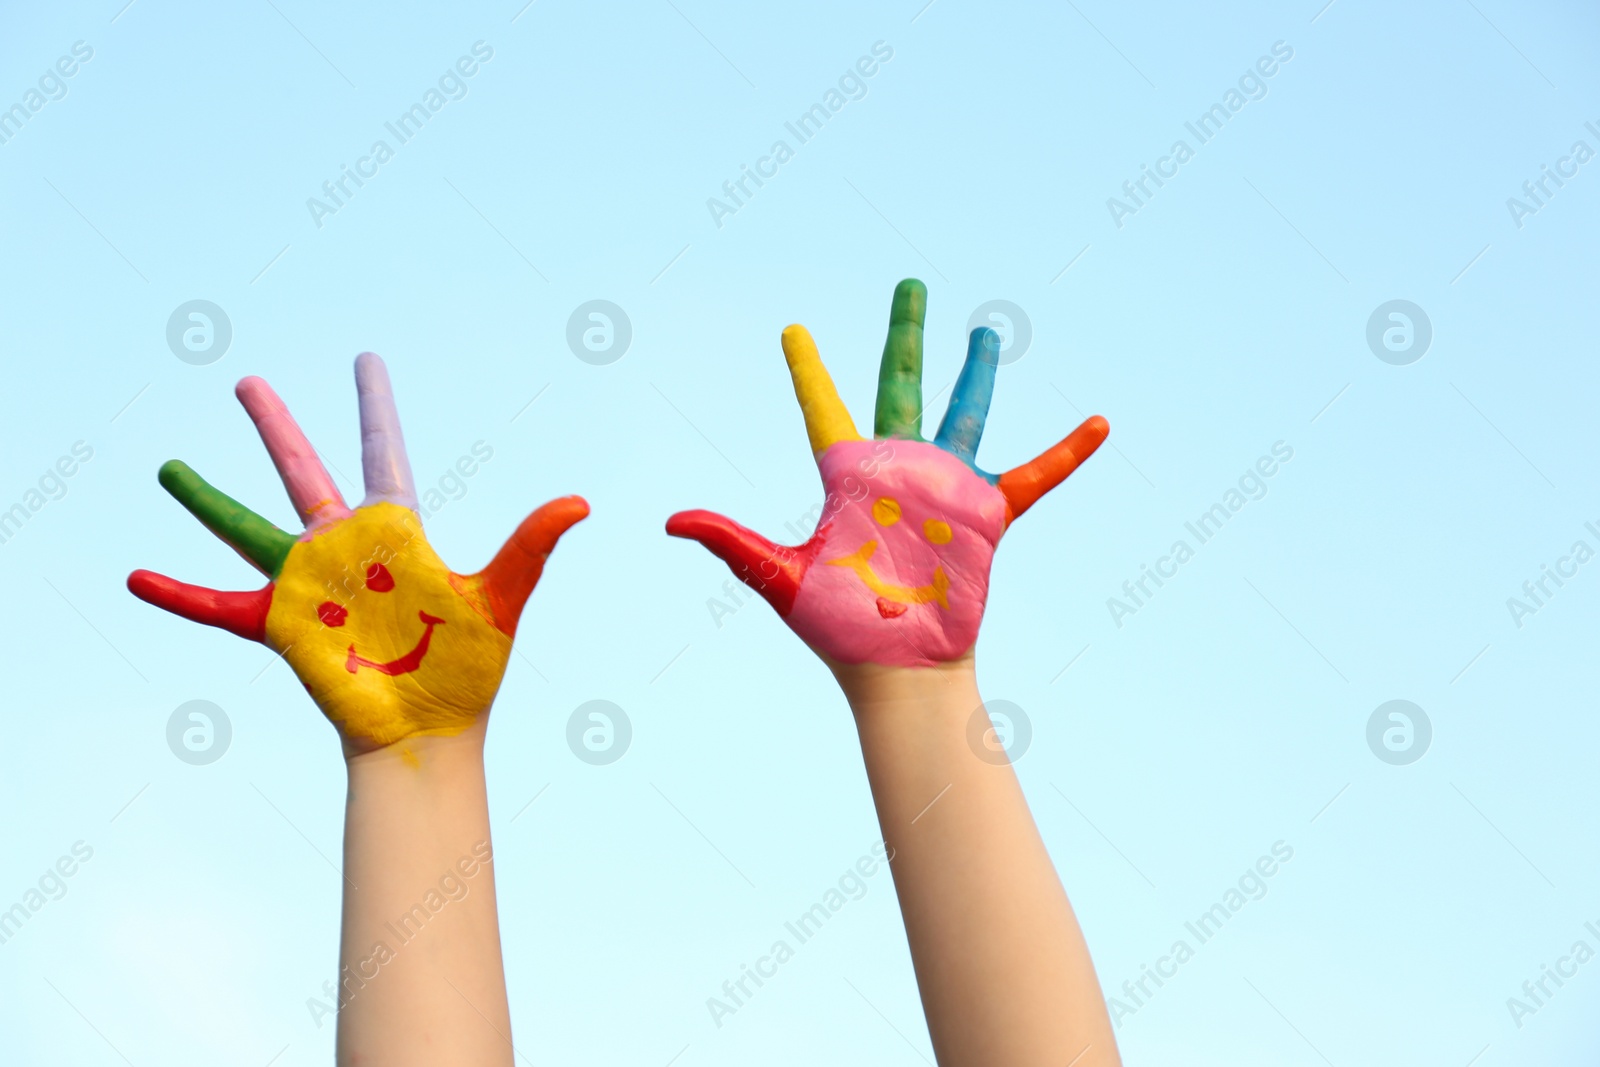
997,414,1109,526
666,509,812,617
470,495,589,636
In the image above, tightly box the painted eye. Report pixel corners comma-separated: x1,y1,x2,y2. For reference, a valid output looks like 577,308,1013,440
366,563,395,592
317,601,349,627
872,498,902,526
923,519,953,544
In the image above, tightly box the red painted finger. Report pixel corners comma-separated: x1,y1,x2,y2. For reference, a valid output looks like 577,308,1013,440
126,570,273,642
665,509,817,617
472,495,590,636
997,414,1110,525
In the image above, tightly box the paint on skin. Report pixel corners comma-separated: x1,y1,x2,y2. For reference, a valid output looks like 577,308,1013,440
345,612,445,676
265,502,510,745
667,278,1109,668
127,354,588,751
787,439,1003,665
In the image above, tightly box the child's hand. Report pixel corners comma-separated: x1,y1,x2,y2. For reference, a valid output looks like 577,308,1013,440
667,279,1106,667
128,353,587,753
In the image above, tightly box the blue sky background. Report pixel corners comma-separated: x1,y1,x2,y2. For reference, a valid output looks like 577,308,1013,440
1,1,1597,1063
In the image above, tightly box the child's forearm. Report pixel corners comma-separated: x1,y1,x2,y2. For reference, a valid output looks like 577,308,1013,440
336,722,512,1066
838,660,1120,1067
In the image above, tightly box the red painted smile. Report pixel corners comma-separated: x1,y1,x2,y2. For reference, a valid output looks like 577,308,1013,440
345,610,446,676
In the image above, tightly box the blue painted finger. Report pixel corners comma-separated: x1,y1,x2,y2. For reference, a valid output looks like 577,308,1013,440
933,327,1000,476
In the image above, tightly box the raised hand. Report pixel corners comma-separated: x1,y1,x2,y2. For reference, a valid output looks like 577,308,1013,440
667,279,1107,667
128,353,587,752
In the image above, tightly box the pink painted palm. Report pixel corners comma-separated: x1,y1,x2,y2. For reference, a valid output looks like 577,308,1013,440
668,280,1108,667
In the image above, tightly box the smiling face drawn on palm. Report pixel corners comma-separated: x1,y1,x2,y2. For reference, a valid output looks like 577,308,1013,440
667,280,1108,667
783,438,1006,665
128,353,588,751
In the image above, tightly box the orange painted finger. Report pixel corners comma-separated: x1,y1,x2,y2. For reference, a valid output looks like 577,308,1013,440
126,570,273,641
997,415,1109,525
472,495,590,636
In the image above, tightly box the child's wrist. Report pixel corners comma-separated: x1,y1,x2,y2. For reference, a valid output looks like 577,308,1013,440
343,718,488,775
831,654,980,719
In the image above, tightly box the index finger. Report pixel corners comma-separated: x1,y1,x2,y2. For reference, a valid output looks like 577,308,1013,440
355,352,419,510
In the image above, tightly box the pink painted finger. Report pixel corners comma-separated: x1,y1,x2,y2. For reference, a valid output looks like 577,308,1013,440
354,352,419,510
235,376,352,528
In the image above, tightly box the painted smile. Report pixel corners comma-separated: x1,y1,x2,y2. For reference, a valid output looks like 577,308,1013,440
345,610,446,676
825,541,950,619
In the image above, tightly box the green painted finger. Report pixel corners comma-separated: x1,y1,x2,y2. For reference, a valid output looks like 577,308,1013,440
158,460,296,578
873,278,927,440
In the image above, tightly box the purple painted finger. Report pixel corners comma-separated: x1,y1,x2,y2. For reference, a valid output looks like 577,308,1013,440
354,352,418,510
235,376,352,529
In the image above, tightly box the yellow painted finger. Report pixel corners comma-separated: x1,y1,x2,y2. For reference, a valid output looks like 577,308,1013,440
781,324,861,457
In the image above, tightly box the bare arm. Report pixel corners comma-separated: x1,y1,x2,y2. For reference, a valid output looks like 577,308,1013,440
336,722,512,1065
667,279,1120,1066
124,354,585,1067
839,659,1118,1066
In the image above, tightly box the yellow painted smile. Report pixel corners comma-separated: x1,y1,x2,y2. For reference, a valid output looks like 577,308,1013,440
826,540,950,609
